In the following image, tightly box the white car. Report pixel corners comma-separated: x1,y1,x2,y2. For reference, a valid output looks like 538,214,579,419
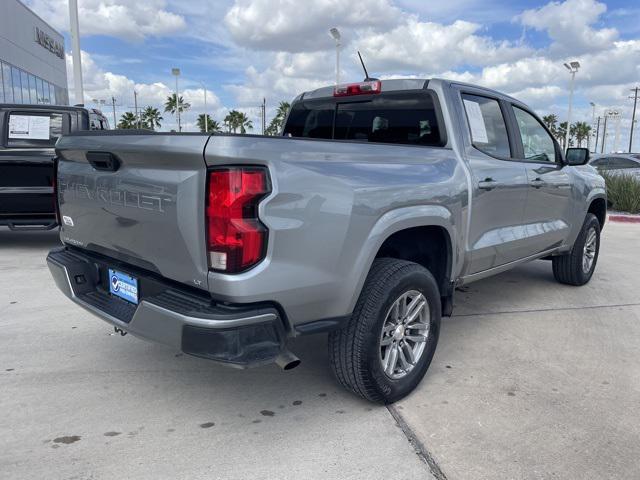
590,154,640,179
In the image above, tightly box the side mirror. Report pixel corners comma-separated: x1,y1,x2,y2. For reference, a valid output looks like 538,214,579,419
565,148,590,166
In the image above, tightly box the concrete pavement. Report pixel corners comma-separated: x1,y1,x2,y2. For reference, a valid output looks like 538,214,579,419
396,222,640,479
1,223,638,479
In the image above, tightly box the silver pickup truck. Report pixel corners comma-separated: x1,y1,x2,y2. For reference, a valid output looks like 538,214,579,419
47,78,606,403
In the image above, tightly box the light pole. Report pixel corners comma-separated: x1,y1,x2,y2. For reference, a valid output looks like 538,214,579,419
329,28,341,86
588,101,596,151
563,61,580,150
612,110,622,152
69,0,84,105
629,87,639,153
199,81,208,133
601,110,619,154
172,68,181,132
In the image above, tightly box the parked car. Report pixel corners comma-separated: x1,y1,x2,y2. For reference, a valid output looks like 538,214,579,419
589,154,640,179
0,104,89,230
47,79,606,403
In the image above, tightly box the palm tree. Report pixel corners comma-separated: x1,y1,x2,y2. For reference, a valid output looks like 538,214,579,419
164,94,191,131
224,110,253,134
542,114,558,137
197,114,222,133
265,101,291,136
117,112,138,129
557,121,568,148
141,106,162,131
574,121,591,147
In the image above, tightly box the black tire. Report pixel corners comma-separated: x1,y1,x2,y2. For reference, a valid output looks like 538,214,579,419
552,213,601,286
328,258,441,404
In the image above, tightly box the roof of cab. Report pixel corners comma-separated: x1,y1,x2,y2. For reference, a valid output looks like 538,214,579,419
299,78,430,101
296,77,522,106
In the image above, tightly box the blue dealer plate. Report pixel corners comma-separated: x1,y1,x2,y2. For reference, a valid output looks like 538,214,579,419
108,269,139,305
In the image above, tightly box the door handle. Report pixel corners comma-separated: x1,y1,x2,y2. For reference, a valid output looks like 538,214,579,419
478,178,499,191
530,178,545,189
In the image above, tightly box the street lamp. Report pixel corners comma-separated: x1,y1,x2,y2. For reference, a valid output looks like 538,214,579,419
601,109,619,154
588,102,596,151
69,0,84,105
563,61,580,150
199,81,208,133
329,28,341,86
172,68,181,132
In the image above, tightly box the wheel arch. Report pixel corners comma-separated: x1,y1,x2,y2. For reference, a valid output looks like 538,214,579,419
348,206,457,316
587,196,607,229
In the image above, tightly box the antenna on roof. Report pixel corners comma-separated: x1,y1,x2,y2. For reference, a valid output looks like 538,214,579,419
357,51,378,82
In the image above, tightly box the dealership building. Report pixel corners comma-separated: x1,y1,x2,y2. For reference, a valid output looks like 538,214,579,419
0,0,69,105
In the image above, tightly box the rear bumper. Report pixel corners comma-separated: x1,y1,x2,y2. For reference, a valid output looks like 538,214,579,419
46,247,288,368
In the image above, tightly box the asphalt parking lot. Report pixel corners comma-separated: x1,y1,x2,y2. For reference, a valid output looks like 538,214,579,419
1,222,639,480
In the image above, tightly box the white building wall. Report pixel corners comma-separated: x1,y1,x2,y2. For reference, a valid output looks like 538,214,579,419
0,0,68,104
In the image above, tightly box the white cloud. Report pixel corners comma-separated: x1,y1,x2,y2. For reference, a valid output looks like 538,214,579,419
359,18,531,73
517,0,618,55
67,51,224,131
224,0,402,52
25,0,186,41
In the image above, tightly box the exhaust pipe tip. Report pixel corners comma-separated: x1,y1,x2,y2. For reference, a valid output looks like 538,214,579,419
275,350,301,371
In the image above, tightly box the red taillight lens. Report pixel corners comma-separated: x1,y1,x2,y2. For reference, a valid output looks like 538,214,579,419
206,167,270,273
333,80,381,97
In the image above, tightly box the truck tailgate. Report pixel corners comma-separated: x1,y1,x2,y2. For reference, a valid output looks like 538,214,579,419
55,133,210,291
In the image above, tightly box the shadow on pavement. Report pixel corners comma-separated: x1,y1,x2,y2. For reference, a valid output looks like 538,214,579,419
0,229,62,249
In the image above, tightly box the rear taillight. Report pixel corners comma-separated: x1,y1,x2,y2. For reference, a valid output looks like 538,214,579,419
206,167,271,273
333,80,381,97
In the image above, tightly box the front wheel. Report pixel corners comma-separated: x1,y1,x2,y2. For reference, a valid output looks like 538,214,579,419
328,258,441,404
552,213,601,286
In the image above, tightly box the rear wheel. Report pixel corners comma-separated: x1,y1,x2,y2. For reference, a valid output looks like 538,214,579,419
328,258,441,403
552,213,601,286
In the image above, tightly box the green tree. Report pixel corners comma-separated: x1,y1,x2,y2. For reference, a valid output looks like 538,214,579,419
224,110,253,134
542,114,558,137
265,101,291,136
141,106,162,130
197,114,222,133
558,121,569,148
164,94,191,131
117,111,138,129
573,121,591,147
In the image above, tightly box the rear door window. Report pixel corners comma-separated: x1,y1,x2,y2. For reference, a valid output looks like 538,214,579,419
6,111,67,147
461,93,511,158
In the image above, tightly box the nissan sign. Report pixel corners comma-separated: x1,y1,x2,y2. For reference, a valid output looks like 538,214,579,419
35,27,64,59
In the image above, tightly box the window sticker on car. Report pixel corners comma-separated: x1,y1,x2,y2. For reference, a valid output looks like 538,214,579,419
8,115,51,140
463,99,489,143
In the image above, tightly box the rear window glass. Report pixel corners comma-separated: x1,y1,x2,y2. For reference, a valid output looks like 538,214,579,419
6,112,67,147
283,91,444,147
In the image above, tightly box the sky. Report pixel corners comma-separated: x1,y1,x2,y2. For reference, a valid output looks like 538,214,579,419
23,0,640,150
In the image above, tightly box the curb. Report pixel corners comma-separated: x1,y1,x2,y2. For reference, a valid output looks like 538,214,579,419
608,214,640,223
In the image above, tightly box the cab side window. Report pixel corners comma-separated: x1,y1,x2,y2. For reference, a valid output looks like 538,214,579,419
608,157,639,169
590,158,609,169
461,94,511,158
512,106,557,163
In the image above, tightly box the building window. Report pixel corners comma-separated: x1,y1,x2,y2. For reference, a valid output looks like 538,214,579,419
2,62,13,103
12,66,22,103
20,70,30,104
29,74,37,104
36,77,44,104
0,60,68,105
